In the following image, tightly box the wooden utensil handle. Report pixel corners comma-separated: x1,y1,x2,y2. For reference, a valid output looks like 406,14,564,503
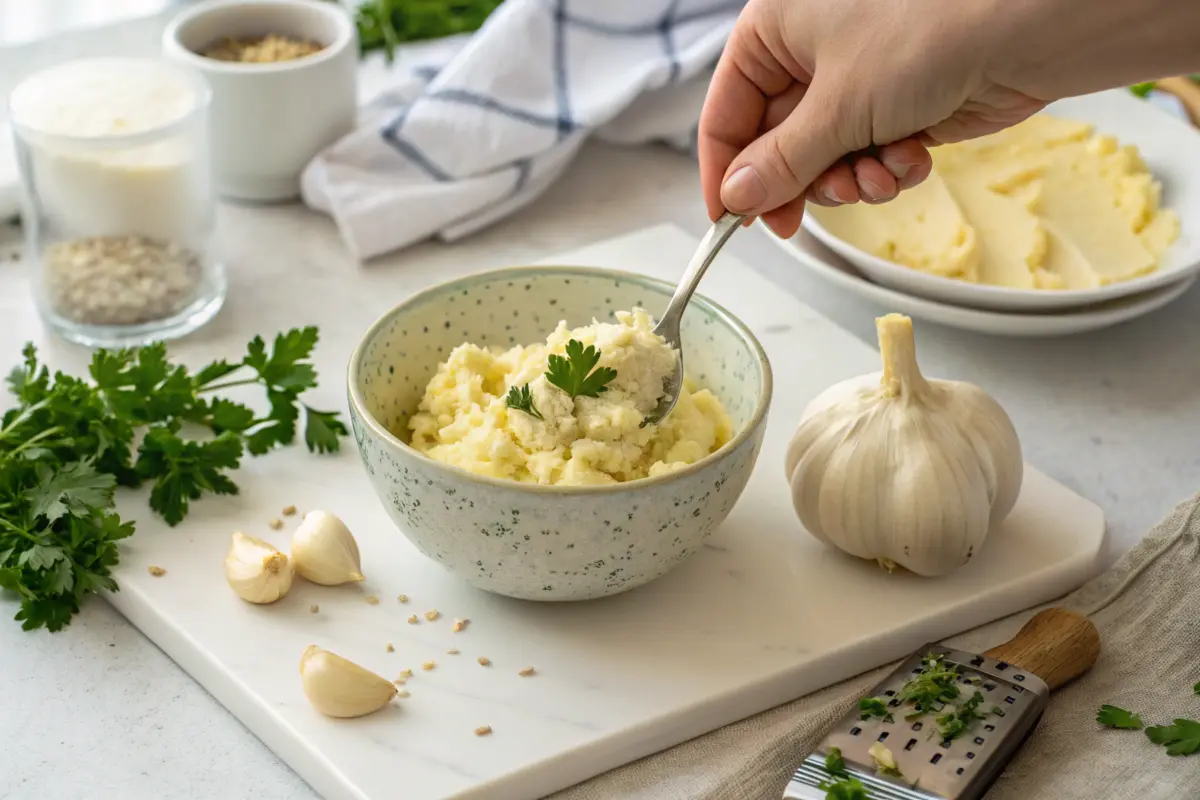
983,608,1100,691
1157,76,1200,127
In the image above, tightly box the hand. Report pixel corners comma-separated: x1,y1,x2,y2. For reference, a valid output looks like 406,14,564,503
698,0,1046,237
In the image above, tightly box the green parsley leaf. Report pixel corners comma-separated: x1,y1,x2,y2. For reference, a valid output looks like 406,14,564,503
859,696,894,723
28,460,115,521
245,390,301,455
1097,704,1144,730
505,384,544,420
824,746,847,777
545,339,617,400
244,327,320,391
1194,681,1199,696
304,405,348,454
136,427,243,525
1129,82,1157,98
818,775,869,800
1145,719,1200,756
192,359,241,388
897,652,962,715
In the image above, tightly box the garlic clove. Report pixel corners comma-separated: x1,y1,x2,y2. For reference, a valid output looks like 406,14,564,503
299,645,397,718
225,531,293,604
291,510,365,585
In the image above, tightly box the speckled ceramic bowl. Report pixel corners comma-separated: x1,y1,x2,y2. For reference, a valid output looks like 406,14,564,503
347,266,772,601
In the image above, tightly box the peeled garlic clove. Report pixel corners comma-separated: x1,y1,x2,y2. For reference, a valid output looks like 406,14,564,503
225,531,293,604
299,645,397,718
291,510,365,585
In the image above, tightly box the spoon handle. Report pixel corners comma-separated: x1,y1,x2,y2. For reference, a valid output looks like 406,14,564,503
657,212,746,332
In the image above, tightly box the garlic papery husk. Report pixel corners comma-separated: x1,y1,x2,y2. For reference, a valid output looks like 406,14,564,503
299,645,397,718
225,531,293,604
291,510,365,586
784,313,1023,577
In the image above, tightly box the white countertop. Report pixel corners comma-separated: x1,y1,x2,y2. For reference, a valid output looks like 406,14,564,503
3,136,1200,798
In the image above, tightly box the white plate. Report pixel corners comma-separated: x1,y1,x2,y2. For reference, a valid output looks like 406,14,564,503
802,89,1200,312
767,222,1197,337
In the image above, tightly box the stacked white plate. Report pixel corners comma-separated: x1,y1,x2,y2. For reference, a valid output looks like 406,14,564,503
767,89,1200,337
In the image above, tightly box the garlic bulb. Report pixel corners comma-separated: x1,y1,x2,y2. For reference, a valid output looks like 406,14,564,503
291,510,365,585
784,314,1022,576
299,645,397,718
225,532,293,603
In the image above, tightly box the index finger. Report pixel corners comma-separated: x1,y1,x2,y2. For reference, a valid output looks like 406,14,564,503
697,27,797,221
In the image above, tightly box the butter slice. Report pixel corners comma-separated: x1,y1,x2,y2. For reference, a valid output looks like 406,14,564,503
1034,152,1157,285
810,171,978,280
941,174,1046,289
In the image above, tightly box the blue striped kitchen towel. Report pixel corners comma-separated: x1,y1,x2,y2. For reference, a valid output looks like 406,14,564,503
300,0,745,260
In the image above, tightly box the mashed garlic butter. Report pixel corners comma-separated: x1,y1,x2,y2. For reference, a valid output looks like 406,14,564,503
407,309,734,486
811,115,1181,290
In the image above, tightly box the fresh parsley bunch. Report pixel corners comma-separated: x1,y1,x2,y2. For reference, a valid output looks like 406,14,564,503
335,0,505,63
0,327,347,632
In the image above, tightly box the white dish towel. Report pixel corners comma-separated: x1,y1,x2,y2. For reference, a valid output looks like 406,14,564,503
300,0,745,261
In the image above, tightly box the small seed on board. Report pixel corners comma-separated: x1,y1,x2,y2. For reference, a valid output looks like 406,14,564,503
309,604,320,614
282,505,297,516
399,668,413,679
268,518,283,530
477,656,491,667
386,643,394,653
147,565,166,577
518,667,536,677
407,614,420,625
424,610,441,622
452,618,469,633
446,649,460,656
396,689,410,698
365,595,380,606
397,594,409,604
474,725,492,737
422,661,436,671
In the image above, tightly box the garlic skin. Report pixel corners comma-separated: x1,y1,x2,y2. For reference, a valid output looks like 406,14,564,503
784,314,1022,577
225,532,293,604
291,510,365,585
299,645,397,718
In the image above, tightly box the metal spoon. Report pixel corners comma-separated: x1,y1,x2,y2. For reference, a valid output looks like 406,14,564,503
643,211,746,426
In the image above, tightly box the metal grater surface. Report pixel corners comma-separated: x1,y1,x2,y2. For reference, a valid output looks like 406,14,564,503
783,644,1049,800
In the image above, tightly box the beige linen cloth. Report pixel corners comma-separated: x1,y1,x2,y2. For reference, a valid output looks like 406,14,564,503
554,493,1200,800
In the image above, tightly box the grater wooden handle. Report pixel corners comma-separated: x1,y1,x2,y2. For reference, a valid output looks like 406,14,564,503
983,608,1100,691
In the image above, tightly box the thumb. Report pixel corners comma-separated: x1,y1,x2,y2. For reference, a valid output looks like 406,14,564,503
719,79,850,216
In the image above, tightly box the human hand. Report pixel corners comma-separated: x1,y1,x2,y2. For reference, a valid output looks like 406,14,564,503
698,0,1046,237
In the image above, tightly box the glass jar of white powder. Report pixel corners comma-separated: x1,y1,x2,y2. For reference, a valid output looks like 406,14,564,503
9,57,225,347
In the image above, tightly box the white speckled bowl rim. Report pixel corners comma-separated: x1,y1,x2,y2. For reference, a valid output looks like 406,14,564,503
347,264,773,495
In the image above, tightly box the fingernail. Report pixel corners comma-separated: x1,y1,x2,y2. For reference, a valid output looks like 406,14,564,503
882,156,911,179
859,177,887,202
821,185,849,205
722,166,767,212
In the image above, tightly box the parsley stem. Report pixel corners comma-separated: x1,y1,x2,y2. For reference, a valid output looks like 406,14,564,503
7,426,64,456
197,377,259,393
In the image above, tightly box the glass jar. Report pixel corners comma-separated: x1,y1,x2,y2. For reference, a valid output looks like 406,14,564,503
8,57,225,348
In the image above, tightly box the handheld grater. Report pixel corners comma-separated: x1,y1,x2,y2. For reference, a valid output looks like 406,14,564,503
783,608,1100,800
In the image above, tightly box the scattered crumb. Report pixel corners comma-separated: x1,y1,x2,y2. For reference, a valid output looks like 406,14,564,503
452,618,469,633
446,648,460,656
396,689,410,698
399,668,413,679
393,677,407,685
424,609,441,622
309,604,320,614
268,518,283,530
386,643,394,653
365,595,380,606
474,725,493,737
518,667,536,677
407,614,420,625
477,656,491,667
282,505,297,516
397,594,409,604
422,661,436,671
147,565,166,577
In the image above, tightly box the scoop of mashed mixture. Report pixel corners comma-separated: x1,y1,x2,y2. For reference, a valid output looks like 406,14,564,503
407,309,734,486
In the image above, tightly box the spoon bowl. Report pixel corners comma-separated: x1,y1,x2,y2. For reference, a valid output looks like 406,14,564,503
643,212,746,426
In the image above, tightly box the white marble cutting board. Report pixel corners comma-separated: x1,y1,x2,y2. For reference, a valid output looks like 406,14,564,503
101,224,1104,800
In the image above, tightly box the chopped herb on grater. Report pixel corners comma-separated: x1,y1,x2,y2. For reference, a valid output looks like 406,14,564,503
858,696,894,723
936,690,999,740
817,747,869,799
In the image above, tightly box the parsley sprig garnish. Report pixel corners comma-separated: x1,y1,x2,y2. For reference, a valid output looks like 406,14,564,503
856,652,997,745
546,339,617,399
506,339,618,421
504,385,542,420
0,327,346,632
